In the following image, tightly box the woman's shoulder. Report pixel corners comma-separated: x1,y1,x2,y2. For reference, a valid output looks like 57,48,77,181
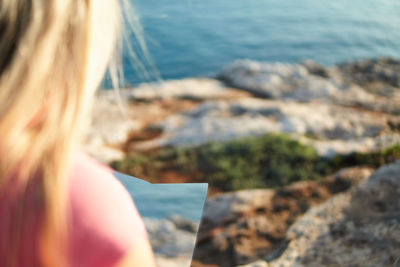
68,151,134,216
68,151,147,266
69,151,121,195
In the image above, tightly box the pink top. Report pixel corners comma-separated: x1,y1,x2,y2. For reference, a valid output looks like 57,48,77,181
0,152,148,267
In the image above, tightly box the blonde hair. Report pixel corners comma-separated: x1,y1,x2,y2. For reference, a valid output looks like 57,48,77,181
0,1,124,266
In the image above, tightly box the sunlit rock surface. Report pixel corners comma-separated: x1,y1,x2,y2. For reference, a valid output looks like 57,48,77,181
86,58,400,162
218,58,400,113
127,78,248,101
132,98,400,157
191,167,373,267
266,161,400,267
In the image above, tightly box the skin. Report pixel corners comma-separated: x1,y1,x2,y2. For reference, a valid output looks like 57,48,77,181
116,238,157,267
88,1,156,266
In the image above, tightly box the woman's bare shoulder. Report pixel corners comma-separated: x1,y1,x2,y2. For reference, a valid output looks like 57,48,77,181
67,152,148,266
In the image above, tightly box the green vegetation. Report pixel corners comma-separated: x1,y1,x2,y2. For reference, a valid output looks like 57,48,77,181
187,134,327,190
111,134,400,191
329,143,400,170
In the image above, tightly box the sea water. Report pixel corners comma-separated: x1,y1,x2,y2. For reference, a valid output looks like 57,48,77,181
114,172,208,221
122,0,400,85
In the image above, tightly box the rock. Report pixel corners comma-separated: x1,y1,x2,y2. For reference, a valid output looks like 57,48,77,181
192,167,373,267
143,217,199,260
155,256,193,267
301,59,330,78
125,78,249,101
218,59,400,114
168,214,199,233
87,58,400,162
268,161,400,267
143,216,200,266
89,90,141,144
131,98,400,157
337,57,400,93
83,90,141,163
84,142,126,164
218,60,374,103
85,79,249,163
200,189,275,229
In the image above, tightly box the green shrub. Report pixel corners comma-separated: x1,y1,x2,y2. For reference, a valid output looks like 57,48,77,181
191,134,326,190
329,143,400,169
111,134,400,191
113,134,328,190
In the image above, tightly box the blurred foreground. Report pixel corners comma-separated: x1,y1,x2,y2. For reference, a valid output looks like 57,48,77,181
86,57,400,266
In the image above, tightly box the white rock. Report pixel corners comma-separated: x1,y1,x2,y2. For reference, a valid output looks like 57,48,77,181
83,91,142,163
218,60,376,106
128,78,246,100
89,92,141,145
132,98,398,156
84,143,125,164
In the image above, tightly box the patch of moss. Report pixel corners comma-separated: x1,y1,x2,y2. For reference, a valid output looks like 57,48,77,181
191,134,326,190
111,135,400,191
330,143,400,169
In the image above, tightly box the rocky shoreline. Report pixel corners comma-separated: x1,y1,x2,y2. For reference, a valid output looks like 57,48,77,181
191,166,374,266
85,57,400,266
86,57,400,164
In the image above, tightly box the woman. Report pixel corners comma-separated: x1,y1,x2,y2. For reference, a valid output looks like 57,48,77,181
0,0,156,266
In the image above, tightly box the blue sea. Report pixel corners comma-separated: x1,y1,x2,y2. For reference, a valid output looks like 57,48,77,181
115,172,208,221
121,0,400,85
